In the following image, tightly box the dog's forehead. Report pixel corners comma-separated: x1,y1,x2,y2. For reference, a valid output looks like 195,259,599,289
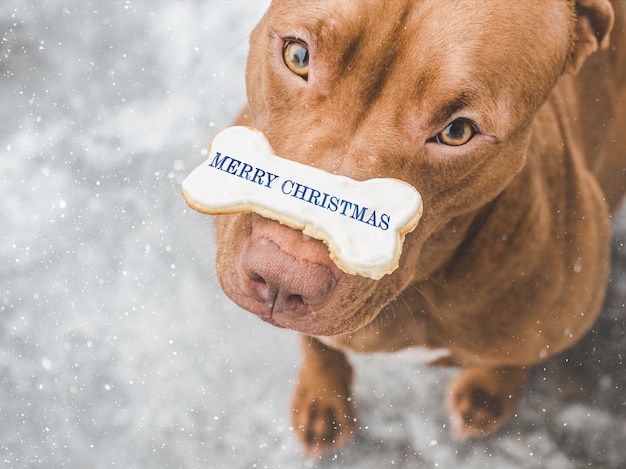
267,0,573,37
267,0,572,69
266,0,574,126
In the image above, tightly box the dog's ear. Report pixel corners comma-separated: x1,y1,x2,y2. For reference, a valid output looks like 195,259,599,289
565,0,615,73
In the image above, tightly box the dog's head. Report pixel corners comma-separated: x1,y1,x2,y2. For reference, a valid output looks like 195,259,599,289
213,0,614,336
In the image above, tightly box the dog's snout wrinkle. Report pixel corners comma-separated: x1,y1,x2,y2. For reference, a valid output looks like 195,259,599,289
241,236,336,317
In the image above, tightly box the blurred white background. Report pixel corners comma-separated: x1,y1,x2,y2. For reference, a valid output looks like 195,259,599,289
2,1,626,467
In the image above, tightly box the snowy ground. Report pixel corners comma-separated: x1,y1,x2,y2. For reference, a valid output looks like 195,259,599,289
2,1,626,467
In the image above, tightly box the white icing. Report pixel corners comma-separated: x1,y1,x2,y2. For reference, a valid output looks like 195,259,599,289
182,126,423,279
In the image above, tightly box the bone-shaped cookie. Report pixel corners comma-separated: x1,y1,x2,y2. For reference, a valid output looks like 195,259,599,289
182,126,423,279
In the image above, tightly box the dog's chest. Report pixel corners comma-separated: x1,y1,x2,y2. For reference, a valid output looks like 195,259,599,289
317,336,451,364
389,346,452,364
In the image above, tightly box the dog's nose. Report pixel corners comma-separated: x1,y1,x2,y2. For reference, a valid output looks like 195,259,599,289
241,237,336,316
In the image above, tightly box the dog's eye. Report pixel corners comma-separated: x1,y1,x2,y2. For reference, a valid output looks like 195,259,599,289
435,119,476,146
283,40,309,79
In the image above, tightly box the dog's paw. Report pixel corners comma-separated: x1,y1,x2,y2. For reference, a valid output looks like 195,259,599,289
446,367,527,439
291,372,356,454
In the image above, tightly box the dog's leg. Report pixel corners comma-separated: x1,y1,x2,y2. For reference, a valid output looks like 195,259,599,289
291,335,356,453
446,366,529,439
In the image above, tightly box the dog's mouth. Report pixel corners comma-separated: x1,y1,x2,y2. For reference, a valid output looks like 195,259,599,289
221,277,351,336
236,238,339,333
215,214,381,336
223,240,343,335
223,282,374,337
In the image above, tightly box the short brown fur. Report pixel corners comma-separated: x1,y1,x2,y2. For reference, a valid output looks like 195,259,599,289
210,0,626,453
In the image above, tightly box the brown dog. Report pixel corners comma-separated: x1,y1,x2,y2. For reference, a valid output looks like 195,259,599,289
209,0,626,454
